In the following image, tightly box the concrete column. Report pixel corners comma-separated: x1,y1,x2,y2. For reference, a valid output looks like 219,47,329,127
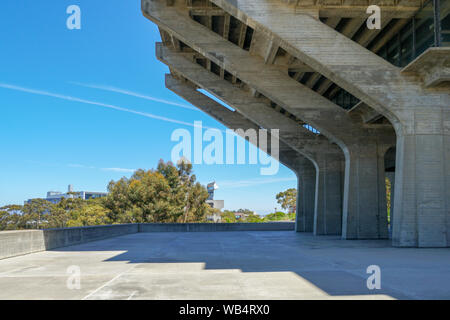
342,143,389,239
296,162,316,233
393,128,450,247
314,155,343,236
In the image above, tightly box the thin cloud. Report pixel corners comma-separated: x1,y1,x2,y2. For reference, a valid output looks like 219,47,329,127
101,167,136,173
219,176,297,188
71,82,200,112
67,163,135,174
68,164,96,169
0,83,220,130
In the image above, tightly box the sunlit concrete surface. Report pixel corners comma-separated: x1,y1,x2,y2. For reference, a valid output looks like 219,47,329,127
0,231,449,300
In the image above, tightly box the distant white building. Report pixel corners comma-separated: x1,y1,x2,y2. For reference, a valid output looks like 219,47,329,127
26,185,108,204
205,181,224,222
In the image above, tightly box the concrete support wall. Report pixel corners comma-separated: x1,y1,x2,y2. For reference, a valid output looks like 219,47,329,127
295,162,316,233
314,156,343,235
393,129,450,247
342,144,389,239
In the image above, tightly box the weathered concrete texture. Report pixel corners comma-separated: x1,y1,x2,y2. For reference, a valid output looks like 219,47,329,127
402,47,450,88
0,224,139,260
296,161,316,233
1,232,450,300
0,230,46,260
314,156,343,236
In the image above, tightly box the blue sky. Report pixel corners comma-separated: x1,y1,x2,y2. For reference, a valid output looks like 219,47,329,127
0,0,296,214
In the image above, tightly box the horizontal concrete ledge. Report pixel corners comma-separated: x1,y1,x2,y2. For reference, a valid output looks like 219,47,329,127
0,224,139,260
0,223,294,260
139,222,295,232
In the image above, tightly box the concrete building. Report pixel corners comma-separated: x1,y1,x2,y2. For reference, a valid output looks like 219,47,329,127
205,181,225,222
142,0,450,247
26,185,108,204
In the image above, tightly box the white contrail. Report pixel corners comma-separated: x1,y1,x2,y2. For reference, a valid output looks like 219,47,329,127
71,82,199,111
0,83,219,130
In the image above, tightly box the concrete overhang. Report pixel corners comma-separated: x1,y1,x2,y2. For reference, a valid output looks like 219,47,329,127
401,47,450,88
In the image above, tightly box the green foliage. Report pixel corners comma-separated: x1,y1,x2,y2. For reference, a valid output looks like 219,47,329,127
276,188,297,212
386,177,391,223
1,160,213,230
221,209,264,223
221,210,237,223
104,159,212,224
264,211,290,221
66,200,111,227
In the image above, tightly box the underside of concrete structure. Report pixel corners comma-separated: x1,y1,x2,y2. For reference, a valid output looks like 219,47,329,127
2,232,450,299
142,0,450,247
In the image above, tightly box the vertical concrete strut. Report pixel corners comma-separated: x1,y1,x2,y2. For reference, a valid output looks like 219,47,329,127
205,0,450,247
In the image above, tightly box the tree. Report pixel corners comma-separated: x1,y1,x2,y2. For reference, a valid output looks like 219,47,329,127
276,188,297,212
104,169,174,223
0,205,23,230
22,199,54,229
221,210,237,223
244,214,263,223
103,159,212,224
264,211,289,221
385,177,391,223
67,201,111,227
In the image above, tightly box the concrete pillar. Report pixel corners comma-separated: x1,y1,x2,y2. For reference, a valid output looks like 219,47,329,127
296,162,316,233
314,156,343,236
393,128,450,247
342,143,389,239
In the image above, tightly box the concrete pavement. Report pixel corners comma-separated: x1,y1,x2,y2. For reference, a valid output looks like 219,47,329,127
0,231,449,300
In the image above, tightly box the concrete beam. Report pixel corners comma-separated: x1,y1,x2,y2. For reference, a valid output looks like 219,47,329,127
157,44,340,159
402,47,450,88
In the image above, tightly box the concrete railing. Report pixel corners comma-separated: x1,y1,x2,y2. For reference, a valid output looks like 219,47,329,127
139,222,295,232
0,222,294,260
0,224,139,260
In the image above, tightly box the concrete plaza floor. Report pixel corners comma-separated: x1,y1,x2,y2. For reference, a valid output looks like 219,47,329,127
0,231,449,300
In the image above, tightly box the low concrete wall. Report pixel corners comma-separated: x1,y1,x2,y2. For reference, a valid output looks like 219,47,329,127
42,224,139,250
139,222,295,232
0,222,294,260
0,230,46,260
0,224,139,260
